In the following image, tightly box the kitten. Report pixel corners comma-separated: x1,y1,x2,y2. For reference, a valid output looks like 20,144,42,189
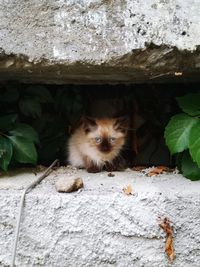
67,116,129,173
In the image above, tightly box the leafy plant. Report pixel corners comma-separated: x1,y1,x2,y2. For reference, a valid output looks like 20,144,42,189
19,86,53,118
165,93,200,180
0,84,53,171
0,115,38,171
37,87,83,164
0,83,83,171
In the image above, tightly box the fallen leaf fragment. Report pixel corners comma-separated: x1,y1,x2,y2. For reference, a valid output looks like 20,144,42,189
108,172,115,177
159,217,175,262
132,166,146,172
147,166,168,177
123,184,133,195
174,72,183,76
56,176,83,193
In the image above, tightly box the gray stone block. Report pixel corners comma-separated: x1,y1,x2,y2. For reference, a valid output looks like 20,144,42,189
0,0,200,83
0,167,200,266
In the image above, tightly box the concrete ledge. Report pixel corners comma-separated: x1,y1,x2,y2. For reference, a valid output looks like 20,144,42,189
1,0,200,83
1,167,200,266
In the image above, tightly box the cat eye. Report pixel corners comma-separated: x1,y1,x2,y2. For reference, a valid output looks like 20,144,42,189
110,137,116,143
95,137,102,143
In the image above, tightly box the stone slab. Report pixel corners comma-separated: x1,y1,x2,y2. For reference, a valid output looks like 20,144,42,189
0,166,200,266
0,0,200,83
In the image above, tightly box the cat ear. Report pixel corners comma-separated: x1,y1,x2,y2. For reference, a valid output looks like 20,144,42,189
114,116,129,132
84,116,97,126
83,116,97,133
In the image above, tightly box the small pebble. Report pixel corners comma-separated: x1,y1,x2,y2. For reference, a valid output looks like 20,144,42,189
55,176,84,193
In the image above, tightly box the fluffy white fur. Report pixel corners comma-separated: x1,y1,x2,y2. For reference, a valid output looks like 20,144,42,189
68,120,125,168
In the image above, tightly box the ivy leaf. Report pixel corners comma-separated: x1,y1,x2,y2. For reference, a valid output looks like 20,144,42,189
176,93,200,116
9,124,39,144
0,137,13,171
19,97,41,118
164,114,198,155
8,136,37,164
181,151,200,181
26,86,53,103
0,114,18,131
189,121,200,167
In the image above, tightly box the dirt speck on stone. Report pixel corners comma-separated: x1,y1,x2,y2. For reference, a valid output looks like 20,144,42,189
55,176,83,193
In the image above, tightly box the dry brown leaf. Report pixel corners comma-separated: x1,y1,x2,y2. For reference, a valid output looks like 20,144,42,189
159,217,175,262
132,166,146,172
107,172,115,177
123,184,133,195
147,166,168,177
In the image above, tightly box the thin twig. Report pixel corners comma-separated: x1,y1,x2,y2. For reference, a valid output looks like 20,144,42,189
11,159,59,267
150,72,171,80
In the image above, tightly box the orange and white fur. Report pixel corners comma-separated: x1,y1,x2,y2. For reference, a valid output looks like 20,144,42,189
68,117,128,172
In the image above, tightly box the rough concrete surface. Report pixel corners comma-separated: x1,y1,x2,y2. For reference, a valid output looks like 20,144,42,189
0,0,200,83
0,166,200,267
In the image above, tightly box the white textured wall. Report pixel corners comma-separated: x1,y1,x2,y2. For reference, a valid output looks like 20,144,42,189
0,168,200,266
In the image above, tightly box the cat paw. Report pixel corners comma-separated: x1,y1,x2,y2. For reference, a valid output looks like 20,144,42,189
104,158,127,172
104,163,115,172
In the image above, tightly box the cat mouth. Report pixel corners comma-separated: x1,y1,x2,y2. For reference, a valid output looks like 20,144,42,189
99,148,111,153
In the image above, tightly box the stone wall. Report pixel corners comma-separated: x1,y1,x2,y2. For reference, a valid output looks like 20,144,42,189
0,0,200,83
1,168,200,267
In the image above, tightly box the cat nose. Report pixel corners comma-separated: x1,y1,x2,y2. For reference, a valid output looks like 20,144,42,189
99,139,111,153
100,145,111,153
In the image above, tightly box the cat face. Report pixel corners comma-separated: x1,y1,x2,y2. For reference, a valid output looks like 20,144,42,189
83,117,128,154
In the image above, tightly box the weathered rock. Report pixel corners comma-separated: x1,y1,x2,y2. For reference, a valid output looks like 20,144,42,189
55,176,84,193
0,0,200,83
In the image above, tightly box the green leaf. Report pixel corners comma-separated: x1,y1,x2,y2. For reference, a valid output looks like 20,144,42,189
0,137,13,171
176,153,183,173
26,86,53,103
19,97,41,118
189,120,200,167
9,124,39,143
0,114,18,131
176,93,200,116
164,113,198,155
181,150,200,181
8,136,37,164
